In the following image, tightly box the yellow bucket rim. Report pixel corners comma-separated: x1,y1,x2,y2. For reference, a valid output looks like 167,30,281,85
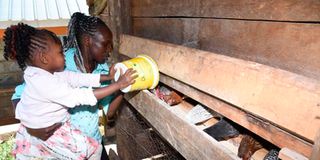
137,54,159,89
114,55,159,92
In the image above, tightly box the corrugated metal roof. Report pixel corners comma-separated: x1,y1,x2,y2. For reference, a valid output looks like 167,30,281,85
0,0,88,29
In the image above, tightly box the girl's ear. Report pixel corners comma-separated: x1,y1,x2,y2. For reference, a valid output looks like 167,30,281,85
83,34,91,47
39,51,48,65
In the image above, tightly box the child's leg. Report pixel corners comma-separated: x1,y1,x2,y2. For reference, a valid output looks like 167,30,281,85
13,122,101,160
13,125,55,159
42,121,101,159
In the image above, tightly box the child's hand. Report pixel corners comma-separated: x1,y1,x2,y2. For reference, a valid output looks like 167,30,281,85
26,123,62,141
116,68,138,89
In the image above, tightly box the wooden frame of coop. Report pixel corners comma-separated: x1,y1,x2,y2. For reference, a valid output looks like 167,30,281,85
101,0,320,159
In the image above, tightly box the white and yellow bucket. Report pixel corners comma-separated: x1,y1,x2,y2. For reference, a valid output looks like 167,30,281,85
114,55,159,93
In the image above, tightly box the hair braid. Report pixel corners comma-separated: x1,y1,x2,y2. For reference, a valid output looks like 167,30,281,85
3,23,61,70
65,12,108,72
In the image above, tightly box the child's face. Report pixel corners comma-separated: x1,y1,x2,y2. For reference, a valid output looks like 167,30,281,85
46,40,65,72
89,26,113,64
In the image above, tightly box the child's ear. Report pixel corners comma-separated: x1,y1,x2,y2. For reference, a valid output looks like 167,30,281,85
39,51,49,65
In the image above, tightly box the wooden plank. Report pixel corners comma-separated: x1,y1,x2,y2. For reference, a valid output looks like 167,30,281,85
0,61,21,74
125,90,239,160
157,73,312,157
311,129,320,160
132,0,199,17
39,26,68,36
0,26,67,39
0,72,23,88
119,34,320,143
0,117,19,126
99,0,123,62
0,95,12,108
279,148,309,160
132,18,320,79
199,19,320,80
133,18,200,48
0,87,14,96
120,0,132,34
132,0,320,22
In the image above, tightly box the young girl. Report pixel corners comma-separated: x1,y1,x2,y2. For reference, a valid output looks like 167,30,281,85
3,23,136,159
10,13,126,159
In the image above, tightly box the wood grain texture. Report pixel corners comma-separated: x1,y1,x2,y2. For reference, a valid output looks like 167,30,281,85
132,18,320,79
199,19,320,80
119,34,320,143
311,129,320,160
125,90,239,160
158,73,312,157
132,0,320,22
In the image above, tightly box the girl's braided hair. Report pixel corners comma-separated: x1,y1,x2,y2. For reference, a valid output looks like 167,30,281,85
65,12,109,72
3,23,61,70
65,12,108,49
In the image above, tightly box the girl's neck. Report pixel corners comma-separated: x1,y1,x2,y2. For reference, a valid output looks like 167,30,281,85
78,46,96,73
29,61,55,74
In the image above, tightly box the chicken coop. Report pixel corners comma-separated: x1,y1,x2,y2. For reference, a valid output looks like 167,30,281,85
1,0,320,160
102,1,320,159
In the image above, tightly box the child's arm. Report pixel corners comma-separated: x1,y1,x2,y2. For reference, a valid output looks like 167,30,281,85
93,68,136,100
54,71,101,88
40,69,137,108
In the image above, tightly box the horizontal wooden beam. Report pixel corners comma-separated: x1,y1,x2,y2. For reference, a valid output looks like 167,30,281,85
119,34,320,143
158,73,312,157
132,18,320,79
198,19,320,80
279,148,309,160
132,0,320,22
0,26,67,39
311,129,320,160
0,118,19,126
125,90,239,160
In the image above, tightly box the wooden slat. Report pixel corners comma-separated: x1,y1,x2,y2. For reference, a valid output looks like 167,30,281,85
125,90,239,160
0,72,23,86
157,73,312,157
0,26,67,39
119,34,320,143
132,18,320,79
0,61,21,74
133,18,200,48
132,0,320,22
120,0,132,34
0,87,14,96
132,0,198,17
311,129,320,160
40,26,68,36
199,19,320,80
0,117,19,126
279,148,309,160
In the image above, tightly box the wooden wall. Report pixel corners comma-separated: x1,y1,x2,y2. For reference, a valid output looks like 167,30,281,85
0,41,21,125
0,41,23,88
113,1,320,157
131,0,320,80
